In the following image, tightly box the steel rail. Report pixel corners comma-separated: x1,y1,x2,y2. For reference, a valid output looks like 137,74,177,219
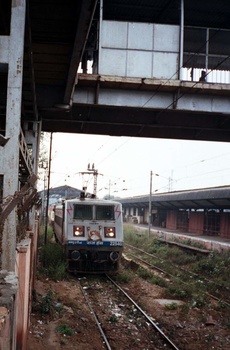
125,243,230,305
106,275,180,350
79,282,112,350
127,251,175,278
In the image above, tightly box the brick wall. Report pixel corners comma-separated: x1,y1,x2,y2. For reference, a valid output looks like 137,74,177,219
0,220,39,350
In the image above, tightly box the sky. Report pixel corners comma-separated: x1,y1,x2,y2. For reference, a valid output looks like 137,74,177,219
39,132,230,199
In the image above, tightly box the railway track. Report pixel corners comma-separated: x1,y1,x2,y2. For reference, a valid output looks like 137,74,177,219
125,243,230,307
79,275,180,350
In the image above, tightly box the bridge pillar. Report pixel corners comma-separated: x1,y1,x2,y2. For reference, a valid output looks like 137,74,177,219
1,0,26,271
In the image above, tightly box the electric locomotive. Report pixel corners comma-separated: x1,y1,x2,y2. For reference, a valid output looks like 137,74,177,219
53,194,123,273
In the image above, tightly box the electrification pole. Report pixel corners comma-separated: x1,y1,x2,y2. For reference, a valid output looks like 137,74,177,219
80,163,102,197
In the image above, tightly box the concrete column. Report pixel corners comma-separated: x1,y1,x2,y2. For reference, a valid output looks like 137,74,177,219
16,239,31,350
2,0,26,271
166,210,177,230
189,211,204,234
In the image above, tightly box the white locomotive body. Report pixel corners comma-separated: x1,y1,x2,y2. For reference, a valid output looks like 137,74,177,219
53,197,123,273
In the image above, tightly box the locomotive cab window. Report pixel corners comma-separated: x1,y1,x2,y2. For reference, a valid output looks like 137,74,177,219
96,205,115,220
73,205,93,220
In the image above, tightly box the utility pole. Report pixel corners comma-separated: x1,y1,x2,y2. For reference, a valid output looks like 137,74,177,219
44,132,53,244
148,171,152,239
80,163,102,197
148,171,159,239
89,163,98,196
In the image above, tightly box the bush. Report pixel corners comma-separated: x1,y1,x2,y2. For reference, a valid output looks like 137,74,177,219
165,283,193,300
137,266,152,280
115,269,133,283
56,324,73,336
39,242,67,280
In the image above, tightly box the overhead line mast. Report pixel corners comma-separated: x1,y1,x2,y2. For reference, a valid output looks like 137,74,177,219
80,163,102,197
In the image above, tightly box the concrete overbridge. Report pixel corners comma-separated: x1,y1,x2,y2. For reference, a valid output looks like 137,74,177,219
1,1,230,347
42,74,230,142
39,0,230,142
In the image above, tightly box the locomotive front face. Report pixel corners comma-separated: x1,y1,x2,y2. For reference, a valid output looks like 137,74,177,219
64,200,123,273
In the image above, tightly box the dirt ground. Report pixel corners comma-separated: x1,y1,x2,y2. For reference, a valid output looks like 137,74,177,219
27,270,230,350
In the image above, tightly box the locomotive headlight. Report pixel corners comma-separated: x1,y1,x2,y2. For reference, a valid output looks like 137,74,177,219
104,227,116,238
73,225,84,237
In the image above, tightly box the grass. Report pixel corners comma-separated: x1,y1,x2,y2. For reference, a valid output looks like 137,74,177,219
38,224,68,280
124,224,150,248
39,242,67,280
56,324,73,336
40,290,55,314
115,269,133,283
39,224,54,244
124,224,230,308
165,303,179,310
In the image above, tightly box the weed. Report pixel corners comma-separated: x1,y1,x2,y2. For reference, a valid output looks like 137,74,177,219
190,293,209,308
60,338,68,345
40,290,55,315
204,333,215,342
216,299,230,310
137,266,152,280
165,283,192,300
226,318,230,329
39,224,54,244
180,303,190,314
115,269,133,283
124,224,149,248
108,314,118,323
39,242,67,280
56,324,73,336
165,303,178,310
150,275,168,287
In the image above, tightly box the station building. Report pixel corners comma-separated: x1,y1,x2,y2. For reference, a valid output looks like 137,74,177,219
120,186,230,239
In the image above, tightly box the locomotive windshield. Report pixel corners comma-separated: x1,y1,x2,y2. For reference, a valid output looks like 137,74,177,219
73,204,115,220
73,205,93,220
96,205,115,220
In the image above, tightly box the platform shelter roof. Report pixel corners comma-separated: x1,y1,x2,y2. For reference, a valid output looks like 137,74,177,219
119,186,230,210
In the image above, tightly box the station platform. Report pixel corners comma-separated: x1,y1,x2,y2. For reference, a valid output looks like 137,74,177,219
136,225,230,252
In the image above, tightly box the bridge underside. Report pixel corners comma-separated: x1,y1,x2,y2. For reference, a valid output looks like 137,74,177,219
1,0,230,143
42,74,230,142
42,105,230,142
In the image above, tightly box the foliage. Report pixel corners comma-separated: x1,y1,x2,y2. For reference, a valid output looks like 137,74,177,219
165,303,178,310
190,293,209,308
39,242,67,280
115,269,133,283
56,324,73,336
40,290,55,314
124,224,150,248
150,275,168,288
192,251,230,279
165,283,193,300
137,266,152,280
108,314,118,323
32,289,61,317
39,224,54,244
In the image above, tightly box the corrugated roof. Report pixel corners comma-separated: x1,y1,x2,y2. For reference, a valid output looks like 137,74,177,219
120,186,230,209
